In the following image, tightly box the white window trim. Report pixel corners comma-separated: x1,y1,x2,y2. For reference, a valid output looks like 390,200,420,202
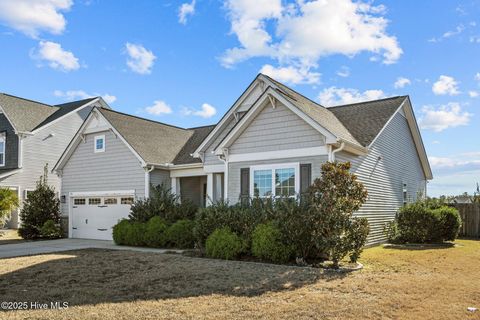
249,162,300,198
24,189,34,200
0,132,5,167
94,135,105,153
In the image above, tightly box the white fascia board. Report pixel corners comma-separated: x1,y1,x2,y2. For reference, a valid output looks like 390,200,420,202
170,167,206,178
214,88,337,155
228,146,328,163
0,169,21,179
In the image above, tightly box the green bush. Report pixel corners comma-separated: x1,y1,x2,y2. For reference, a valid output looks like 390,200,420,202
205,227,244,260
345,217,370,263
127,222,147,246
113,220,131,245
252,222,293,263
433,206,461,241
144,216,168,247
165,219,195,249
39,220,63,239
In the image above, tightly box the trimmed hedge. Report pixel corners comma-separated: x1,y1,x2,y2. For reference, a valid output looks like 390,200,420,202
205,227,244,260
112,219,131,245
165,219,196,249
252,222,293,263
144,216,168,247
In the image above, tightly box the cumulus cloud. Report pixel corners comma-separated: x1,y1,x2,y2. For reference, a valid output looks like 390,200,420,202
54,90,117,104
0,0,72,38
318,87,385,106
432,75,460,95
178,0,196,25
394,77,411,89
475,72,480,81
336,66,350,78
419,103,472,132
182,103,217,118
469,91,479,98
32,41,80,72
221,0,402,76
125,43,156,75
145,100,173,115
260,64,320,84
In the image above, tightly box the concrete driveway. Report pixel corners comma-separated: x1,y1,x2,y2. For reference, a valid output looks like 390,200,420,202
0,238,181,259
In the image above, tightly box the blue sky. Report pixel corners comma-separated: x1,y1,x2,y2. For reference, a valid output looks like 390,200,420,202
0,0,479,197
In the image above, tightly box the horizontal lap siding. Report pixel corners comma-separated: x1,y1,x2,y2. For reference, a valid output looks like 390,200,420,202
229,103,325,154
61,130,145,216
204,116,236,166
150,169,170,189
337,112,426,245
228,155,328,203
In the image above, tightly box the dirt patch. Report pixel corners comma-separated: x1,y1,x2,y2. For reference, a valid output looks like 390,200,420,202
1,240,480,320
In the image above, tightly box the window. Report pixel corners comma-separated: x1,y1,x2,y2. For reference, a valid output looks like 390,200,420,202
121,197,134,204
403,183,408,206
94,135,105,153
74,198,86,205
251,163,299,198
104,198,118,205
89,198,101,205
0,132,5,166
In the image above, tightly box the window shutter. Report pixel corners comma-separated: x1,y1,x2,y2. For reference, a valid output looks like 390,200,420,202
240,168,250,203
300,163,312,195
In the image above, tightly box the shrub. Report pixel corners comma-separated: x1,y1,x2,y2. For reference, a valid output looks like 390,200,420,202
433,206,461,241
113,220,131,245
144,216,168,247
0,188,19,228
40,220,63,239
165,219,195,249
252,222,293,263
345,217,370,263
126,222,147,246
18,165,61,239
205,227,244,260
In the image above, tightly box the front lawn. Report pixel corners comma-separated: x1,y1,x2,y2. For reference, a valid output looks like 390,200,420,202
1,240,479,319
0,229,25,245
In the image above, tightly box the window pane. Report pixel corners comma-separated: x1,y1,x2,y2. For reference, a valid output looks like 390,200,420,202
275,168,295,197
89,198,101,205
96,138,103,150
104,198,117,205
253,170,272,197
121,197,134,204
74,198,86,205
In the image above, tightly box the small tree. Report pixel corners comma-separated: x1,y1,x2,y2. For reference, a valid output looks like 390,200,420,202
0,188,19,228
18,165,61,239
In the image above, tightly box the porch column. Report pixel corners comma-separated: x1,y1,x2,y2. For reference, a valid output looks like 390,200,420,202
171,177,180,196
206,173,214,206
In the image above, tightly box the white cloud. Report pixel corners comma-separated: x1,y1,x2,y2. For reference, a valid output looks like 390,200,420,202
222,0,402,73
260,64,320,84
0,0,72,38
32,41,80,72
432,75,460,95
469,91,479,98
318,87,385,106
419,103,472,132
182,103,217,118
475,72,480,81
125,43,156,75
443,24,465,38
394,77,411,89
336,66,350,78
54,90,117,104
178,0,196,25
145,100,172,116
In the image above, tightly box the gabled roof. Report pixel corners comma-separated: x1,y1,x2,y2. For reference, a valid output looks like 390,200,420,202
173,125,216,165
328,96,407,147
97,108,195,165
0,93,99,132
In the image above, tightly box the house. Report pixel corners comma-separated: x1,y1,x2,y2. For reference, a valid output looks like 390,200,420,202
0,93,110,228
54,74,432,243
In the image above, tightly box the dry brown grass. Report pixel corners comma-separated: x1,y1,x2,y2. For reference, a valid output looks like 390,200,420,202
0,229,25,245
1,239,480,320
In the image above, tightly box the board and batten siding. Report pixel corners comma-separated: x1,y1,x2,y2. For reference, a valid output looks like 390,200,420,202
336,112,427,244
150,169,170,189
61,130,145,216
229,102,326,154
228,155,328,203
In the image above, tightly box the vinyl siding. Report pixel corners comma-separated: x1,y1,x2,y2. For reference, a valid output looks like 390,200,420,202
204,116,237,166
0,113,18,170
150,169,170,189
336,112,427,245
180,176,203,207
61,130,145,216
229,102,326,154
228,155,328,203
0,109,91,227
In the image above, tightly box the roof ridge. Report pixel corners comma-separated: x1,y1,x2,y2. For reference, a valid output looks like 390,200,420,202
187,124,217,130
327,95,408,109
0,93,54,108
54,97,97,107
99,107,190,131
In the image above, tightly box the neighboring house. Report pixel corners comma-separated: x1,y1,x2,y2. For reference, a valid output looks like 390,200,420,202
54,74,432,243
0,93,109,228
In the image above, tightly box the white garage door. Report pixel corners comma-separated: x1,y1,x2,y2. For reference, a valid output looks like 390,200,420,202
71,195,134,240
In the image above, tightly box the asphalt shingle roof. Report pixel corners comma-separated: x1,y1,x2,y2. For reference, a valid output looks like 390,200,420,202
0,93,96,132
173,125,216,164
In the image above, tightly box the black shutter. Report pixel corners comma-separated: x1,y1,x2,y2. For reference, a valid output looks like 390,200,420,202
240,168,250,204
300,163,312,195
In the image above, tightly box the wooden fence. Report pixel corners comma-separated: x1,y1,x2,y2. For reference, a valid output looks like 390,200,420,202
452,203,480,238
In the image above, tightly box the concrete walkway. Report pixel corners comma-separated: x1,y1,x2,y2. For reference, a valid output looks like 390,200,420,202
0,238,183,259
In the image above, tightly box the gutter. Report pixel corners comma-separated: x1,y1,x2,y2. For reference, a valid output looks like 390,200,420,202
330,141,345,162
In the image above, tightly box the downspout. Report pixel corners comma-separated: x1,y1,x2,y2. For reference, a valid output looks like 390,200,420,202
144,165,155,198
330,141,346,162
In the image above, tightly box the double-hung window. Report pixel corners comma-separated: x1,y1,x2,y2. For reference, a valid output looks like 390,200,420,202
94,135,105,153
250,163,299,198
0,132,5,166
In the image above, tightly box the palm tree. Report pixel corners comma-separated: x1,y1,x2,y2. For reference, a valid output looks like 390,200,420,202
0,188,19,228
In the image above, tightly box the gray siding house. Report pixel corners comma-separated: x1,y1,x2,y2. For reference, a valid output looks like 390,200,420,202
54,74,432,243
0,93,109,228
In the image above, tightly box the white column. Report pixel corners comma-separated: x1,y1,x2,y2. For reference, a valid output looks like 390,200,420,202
206,173,214,206
171,177,179,195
